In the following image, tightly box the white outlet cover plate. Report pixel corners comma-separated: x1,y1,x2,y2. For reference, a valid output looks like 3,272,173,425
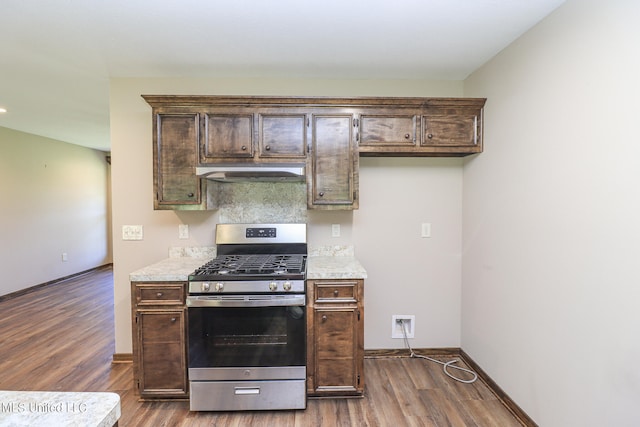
392,315,415,339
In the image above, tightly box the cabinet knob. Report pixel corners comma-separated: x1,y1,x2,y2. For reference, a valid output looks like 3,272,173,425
334,290,339,296
404,133,410,139
322,315,327,322
187,193,194,198
241,145,247,151
156,292,163,297
170,317,177,323
319,192,324,197
427,133,433,139
265,145,271,151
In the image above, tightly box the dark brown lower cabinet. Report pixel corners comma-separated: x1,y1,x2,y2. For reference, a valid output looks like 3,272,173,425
307,279,364,397
131,282,188,399
131,278,365,399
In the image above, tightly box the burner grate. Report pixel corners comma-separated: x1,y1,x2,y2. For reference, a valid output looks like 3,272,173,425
193,254,305,276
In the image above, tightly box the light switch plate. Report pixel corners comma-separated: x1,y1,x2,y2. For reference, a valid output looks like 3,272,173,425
179,224,189,239
421,223,431,238
122,225,143,240
331,224,341,237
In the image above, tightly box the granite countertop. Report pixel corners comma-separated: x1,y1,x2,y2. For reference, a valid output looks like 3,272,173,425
129,256,212,282
129,247,216,282
129,245,367,282
306,256,368,279
307,245,367,279
0,390,120,427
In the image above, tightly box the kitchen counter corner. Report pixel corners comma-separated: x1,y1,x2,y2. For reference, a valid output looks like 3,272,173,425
0,390,120,427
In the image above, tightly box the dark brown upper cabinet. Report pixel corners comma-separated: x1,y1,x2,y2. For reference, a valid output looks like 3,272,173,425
153,112,205,210
201,111,254,162
258,112,308,159
359,111,420,149
143,96,485,211
307,112,358,210
357,98,485,156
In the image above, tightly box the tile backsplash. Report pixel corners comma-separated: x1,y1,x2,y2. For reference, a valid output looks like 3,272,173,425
209,181,308,223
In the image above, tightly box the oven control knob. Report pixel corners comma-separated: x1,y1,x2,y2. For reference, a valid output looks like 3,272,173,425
269,281,278,291
215,282,224,292
202,282,210,292
283,281,292,291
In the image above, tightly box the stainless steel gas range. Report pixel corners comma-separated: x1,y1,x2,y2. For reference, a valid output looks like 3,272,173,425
186,223,307,411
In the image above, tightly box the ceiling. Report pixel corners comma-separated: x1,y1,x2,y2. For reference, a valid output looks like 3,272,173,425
0,0,565,152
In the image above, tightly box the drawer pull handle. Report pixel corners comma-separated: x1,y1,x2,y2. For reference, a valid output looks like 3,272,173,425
156,292,163,297
235,387,260,395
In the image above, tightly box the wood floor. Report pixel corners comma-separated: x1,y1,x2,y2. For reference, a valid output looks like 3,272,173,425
0,266,526,426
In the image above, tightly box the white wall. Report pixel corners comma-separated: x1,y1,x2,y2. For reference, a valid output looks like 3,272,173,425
353,157,464,349
462,1,640,425
0,126,111,296
110,77,465,354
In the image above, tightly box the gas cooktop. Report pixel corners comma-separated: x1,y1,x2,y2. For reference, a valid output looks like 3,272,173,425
189,254,306,281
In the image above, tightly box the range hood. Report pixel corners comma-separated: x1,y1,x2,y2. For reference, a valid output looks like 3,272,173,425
196,164,306,182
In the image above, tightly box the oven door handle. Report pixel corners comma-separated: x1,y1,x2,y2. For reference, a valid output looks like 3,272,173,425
186,295,306,307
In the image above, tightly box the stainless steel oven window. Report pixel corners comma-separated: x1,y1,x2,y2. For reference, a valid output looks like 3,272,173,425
188,305,306,369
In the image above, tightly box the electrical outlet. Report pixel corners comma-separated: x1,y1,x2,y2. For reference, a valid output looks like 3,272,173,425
61,252,68,262
391,315,415,339
421,223,431,238
122,225,143,240
179,224,189,239
331,224,341,237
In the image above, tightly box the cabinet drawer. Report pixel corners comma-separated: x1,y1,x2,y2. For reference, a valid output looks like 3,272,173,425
314,282,358,303
136,284,185,305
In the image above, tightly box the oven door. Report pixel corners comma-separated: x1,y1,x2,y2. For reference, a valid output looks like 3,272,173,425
187,294,306,381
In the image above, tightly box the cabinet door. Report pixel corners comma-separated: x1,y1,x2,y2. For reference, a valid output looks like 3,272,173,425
308,113,358,209
201,112,254,162
359,113,419,149
137,310,187,397
312,307,361,394
155,113,202,207
258,113,307,159
422,113,481,148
